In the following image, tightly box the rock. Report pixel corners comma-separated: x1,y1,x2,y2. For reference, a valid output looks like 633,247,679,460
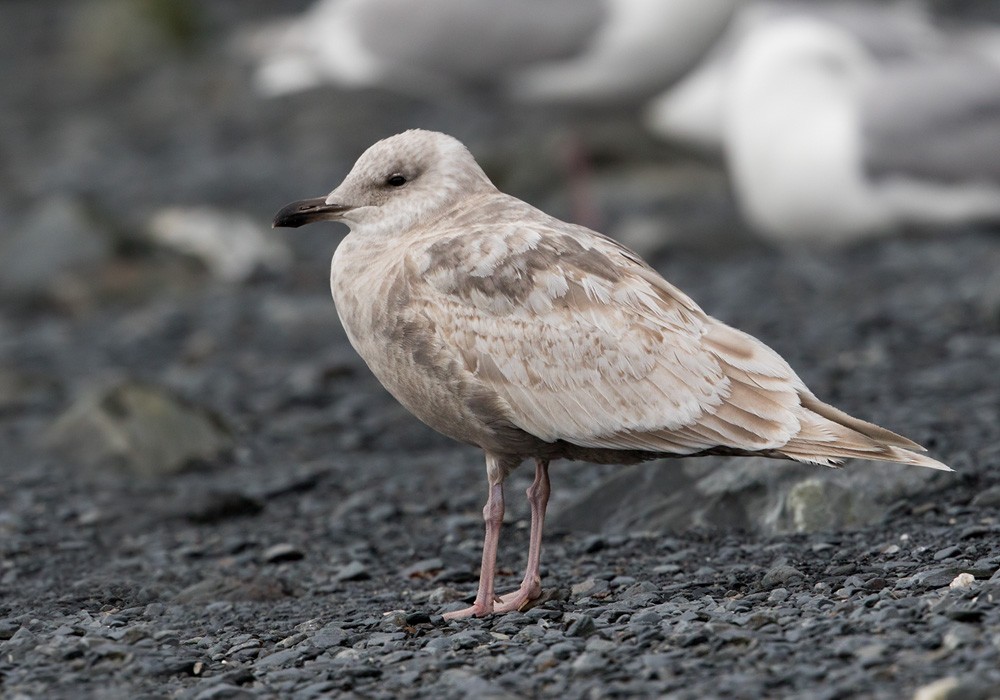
571,652,609,674
761,565,805,589
254,647,302,670
400,558,444,579
148,206,291,282
933,546,961,561
913,677,1000,700
262,543,304,564
184,490,265,523
334,561,370,582
0,195,113,298
44,381,233,477
970,486,1000,508
784,478,881,533
553,456,940,535
898,567,960,590
437,669,518,699
193,683,256,700
565,615,598,638
310,624,348,650
173,576,293,604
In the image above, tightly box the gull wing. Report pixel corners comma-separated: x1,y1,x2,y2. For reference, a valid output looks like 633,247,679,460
406,198,808,456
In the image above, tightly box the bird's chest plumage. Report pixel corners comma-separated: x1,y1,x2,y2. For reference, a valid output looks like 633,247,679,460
330,234,503,449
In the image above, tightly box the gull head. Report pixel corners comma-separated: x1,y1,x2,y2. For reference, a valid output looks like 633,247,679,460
273,129,496,235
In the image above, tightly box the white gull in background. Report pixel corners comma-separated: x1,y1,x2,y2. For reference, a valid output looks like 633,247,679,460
273,129,949,619
725,17,1000,241
244,0,737,104
644,1,943,153
645,8,1000,241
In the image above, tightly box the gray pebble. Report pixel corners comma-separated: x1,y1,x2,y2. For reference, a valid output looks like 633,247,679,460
263,543,305,564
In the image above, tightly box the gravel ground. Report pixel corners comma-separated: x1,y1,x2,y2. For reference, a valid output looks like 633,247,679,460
2,2,1000,698
3,232,1000,699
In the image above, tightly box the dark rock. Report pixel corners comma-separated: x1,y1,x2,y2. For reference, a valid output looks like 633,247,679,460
333,561,370,582
310,624,348,650
933,546,961,561
970,486,1000,508
192,684,257,700
254,647,302,670
566,615,598,638
185,491,265,523
761,565,805,588
173,576,293,603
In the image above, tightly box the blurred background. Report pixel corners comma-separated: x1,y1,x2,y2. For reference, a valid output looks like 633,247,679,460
1,0,999,596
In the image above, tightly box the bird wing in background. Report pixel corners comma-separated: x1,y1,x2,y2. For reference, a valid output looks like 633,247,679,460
351,0,607,87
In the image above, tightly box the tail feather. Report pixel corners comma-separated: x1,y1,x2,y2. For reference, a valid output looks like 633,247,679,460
780,394,951,472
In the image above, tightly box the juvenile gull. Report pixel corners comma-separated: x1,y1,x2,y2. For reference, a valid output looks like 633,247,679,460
273,129,950,619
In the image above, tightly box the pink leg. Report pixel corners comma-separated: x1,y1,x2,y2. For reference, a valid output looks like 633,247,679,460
495,459,550,613
442,480,505,619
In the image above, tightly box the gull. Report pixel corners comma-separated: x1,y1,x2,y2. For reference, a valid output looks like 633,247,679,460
273,129,950,619
245,0,737,103
644,0,943,153
648,12,1000,241
726,17,1000,241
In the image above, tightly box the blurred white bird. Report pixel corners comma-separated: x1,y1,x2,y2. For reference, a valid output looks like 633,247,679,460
646,6,1000,241
243,0,737,105
726,17,1000,241
644,1,942,153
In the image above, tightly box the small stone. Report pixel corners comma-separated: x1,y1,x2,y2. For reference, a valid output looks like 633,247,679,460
768,587,790,603
185,491,264,524
193,683,256,700
934,546,961,561
254,647,301,669
761,565,805,588
571,652,608,674
571,578,608,598
970,486,1000,508
263,543,304,564
913,677,959,700
400,558,444,579
334,560,370,581
949,573,975,589
909,568,960,589
311,624,348,649
565,615,598,638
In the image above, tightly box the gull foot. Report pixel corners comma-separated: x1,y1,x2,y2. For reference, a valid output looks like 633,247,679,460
442,601,494,620
493,584,543,614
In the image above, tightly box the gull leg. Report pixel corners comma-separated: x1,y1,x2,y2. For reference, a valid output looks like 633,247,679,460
495,458,550,613
443,468,506,619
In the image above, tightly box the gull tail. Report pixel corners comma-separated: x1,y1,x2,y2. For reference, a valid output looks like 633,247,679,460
779,394,952,471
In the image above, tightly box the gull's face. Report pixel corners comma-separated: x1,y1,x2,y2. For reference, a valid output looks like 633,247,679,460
273,130,495,236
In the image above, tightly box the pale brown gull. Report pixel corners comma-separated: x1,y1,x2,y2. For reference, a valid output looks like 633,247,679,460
272,129,950,619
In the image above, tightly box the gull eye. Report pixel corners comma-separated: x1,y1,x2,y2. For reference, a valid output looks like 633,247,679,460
386,174,407,187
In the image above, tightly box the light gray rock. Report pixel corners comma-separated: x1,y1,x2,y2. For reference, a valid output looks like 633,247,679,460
553,456,943,534
44,381,232,477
